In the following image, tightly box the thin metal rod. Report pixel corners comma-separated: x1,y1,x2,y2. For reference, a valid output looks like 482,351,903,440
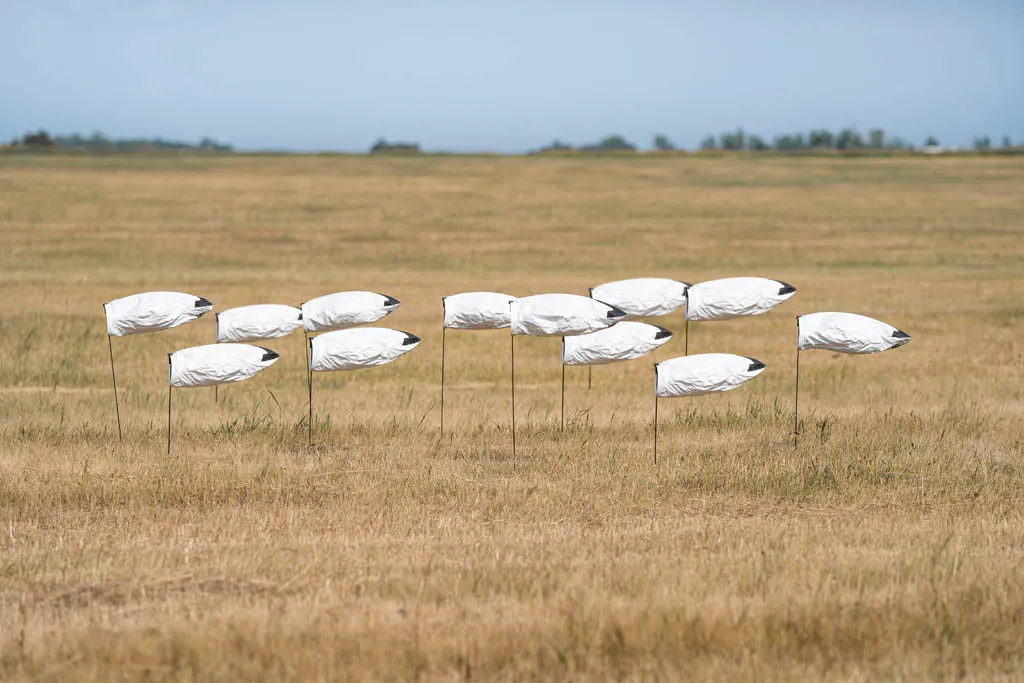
167,386,172,457
588,365,592,390
793,318,800,446
684,299,689,356
304,330,311,396
107,334,122,441
308,336,313,447
214,313,221,405
510,332,516,464
560,340,565,432
440,325,446,436
653,392,659,465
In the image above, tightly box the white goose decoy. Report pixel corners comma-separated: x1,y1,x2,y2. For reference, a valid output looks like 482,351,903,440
589,277,689,318
105,291,213,336
301,291,400,332
656,353,766,398
558,321,674,431
103,291,215,442
652,353,767,463
439,292,517,435
511,293,626,337
685,277,796,322
562,322,673,367
169,344,280,388
309,327,420,372
306,327,421,445
792,312,911,443
508,293,627,452
797,312,910,354
216,304,303,343
443,292,516,330
165,343,279,455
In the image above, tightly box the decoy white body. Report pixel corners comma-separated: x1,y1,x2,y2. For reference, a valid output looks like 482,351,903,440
655,353,766,397
302,291,400,332
685,277,796,321
798,312,910,354
562,322,673,366
589,278,689,317
216,304,303,343
443,292,516,330
105,291,213,337
309,327,420,372
169,344,279,388
511,293,626,337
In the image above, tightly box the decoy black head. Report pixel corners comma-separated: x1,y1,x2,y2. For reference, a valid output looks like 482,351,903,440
606,305,628,319
402,332,420,345
777,282,797,295
654,326,673,340
260,349,280,362
382,294,400,307
746,358,766,372
195,297,213,308
890,329,911,348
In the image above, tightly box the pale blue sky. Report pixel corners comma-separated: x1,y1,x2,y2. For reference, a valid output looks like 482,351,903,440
2,0,1022,151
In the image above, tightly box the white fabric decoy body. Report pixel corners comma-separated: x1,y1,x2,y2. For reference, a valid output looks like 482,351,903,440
798,312,910,354
655,353,766,397
309,327,421,372
589,278,689,318
216,304,303,343
301,291,400,333
685,277,796,322
511,293,626,337
169,344,279,388
443,292,517,330
562,322,673,366
105,291,213,337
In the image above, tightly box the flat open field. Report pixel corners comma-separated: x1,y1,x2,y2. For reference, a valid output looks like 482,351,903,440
1,153,1023,681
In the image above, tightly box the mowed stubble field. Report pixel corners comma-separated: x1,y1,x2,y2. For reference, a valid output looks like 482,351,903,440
0,153,1023,681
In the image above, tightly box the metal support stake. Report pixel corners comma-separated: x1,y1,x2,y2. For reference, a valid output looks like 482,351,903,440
653,365,659,465
560,337,565,432
304,330,311,395
793,317,801,447
308,336,314,447
108,334,122,441
654,397,659,465
167,387,172,457
510,332,516,464
440,324,446,436
684,299,690,356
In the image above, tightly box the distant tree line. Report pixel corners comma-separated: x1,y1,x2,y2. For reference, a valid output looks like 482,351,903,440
532,129,1019,155
532,135,638,154
686,128,1018,153
971,135,1016,151
697,127,911,151
369,138,421,154
7,127,1019,156
9,130,232,152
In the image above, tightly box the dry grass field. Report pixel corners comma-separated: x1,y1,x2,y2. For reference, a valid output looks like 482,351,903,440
1,153,1023,681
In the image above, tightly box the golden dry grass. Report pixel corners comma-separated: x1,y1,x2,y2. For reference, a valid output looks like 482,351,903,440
1,153,1023,681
